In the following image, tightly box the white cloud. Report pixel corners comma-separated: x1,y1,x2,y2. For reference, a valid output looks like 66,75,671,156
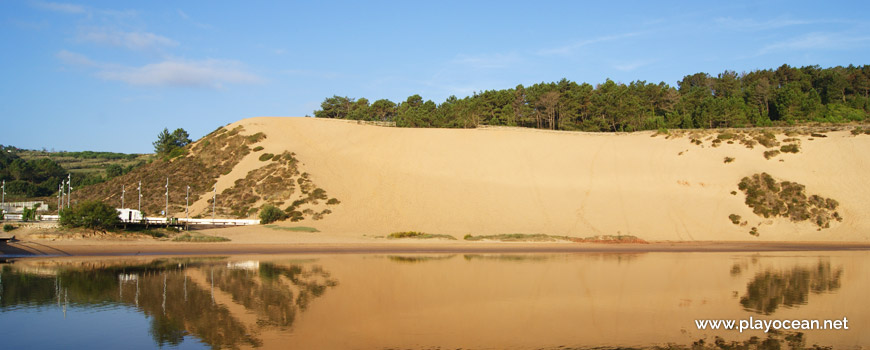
77,28,178,51
758,32,870,55
57,51,262,88
537,32,644,56
98,60,262,88
32,1,85,14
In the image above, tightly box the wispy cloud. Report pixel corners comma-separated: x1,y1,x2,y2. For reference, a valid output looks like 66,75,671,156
77,27,178,51
758,32,870,55
57,50,262,88
613,59,654,72
282,69,341,80
449,52,521,69
537,32,644,56
32,1,85,14
714,16,815,31
56,49,97,66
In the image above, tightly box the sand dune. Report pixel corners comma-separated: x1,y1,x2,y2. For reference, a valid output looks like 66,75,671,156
208,117,870,242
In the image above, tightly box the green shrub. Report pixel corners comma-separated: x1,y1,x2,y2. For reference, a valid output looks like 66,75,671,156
717,132,736,140
729,214,741,225
780,144,800,153
246,132,266,143
763,150,780,159
326,198,341,205
59,200,120,233
3,224,15,232
253,146,264,152
754,132,779,148
724,157,735,163
258,153,274,161
259,204,288,224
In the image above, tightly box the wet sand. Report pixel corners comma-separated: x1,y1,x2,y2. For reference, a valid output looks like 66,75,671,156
3,239,870,257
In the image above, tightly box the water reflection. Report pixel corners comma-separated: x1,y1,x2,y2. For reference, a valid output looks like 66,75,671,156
740,261,843,315
0,258,337,349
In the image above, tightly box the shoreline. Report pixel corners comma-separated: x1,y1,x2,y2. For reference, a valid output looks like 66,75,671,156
3,240,870,258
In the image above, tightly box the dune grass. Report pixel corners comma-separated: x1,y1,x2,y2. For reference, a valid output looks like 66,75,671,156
263,224,319,232
173,233,230,242
387,231,457,240
463,233,566,242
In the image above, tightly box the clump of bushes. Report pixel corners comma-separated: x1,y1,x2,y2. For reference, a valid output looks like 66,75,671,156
724,157,735,163
3,224,15,232
326,198,341,205
59,200,121,233
763,150,780,159
246,132,266,143
729,214,741,225
258,153,274,161
780,144,800,153
737,173,842,229
851,127,870,135
259,204,288,224
253,146,264,152
717,132,736,140
754,132,779,148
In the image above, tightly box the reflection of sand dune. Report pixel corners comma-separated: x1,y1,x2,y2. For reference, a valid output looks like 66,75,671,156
0,259,338,349
740,261,843,315
223,117,870,241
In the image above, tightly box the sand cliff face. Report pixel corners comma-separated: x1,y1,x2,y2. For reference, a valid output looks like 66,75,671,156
215,117,867,241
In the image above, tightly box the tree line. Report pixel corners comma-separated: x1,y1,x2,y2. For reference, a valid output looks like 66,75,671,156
313,64,870,131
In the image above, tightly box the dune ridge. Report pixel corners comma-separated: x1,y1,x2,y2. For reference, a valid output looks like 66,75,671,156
210,117,869,242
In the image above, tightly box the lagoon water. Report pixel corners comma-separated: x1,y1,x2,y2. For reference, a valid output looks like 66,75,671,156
1,251,868,349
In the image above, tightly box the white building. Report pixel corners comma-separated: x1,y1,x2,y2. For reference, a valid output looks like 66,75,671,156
117,208,144,222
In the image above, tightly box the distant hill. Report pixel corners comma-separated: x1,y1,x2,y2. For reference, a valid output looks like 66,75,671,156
0,146,147,205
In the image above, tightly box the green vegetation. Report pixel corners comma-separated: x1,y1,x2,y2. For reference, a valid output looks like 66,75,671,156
263,224,319,232
252,146,264,152
153,128,192,159
172,233,230,242
729,214,742,225
315,65,870,131
763,150,780,159
463,233,564,242
59,200,121,233
258,153,274,161
738,173,842,229
326,198,340,205
851,127,870,135
724,157,735,163
780,144,800,153
258,205,287,224
246,132,266,143
3,224,15,232
387,231,457,240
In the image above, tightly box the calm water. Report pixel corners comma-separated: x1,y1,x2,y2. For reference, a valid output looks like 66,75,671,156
1,251,868,349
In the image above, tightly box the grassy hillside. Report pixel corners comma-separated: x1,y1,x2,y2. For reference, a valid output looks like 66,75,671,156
72,124,338,221
18,150,149,177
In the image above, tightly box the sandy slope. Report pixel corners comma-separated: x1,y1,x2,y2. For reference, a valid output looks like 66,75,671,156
211,117,869,242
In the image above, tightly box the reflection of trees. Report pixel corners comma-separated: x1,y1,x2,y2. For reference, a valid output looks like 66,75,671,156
209,263,337,327
0,258,338,349
740,261,843,315
387,255,456,263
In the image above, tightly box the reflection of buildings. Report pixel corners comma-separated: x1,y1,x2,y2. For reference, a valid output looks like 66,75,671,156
0,259,338,349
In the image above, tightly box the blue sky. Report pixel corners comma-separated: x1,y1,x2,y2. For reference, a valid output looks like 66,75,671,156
1,1,869,153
